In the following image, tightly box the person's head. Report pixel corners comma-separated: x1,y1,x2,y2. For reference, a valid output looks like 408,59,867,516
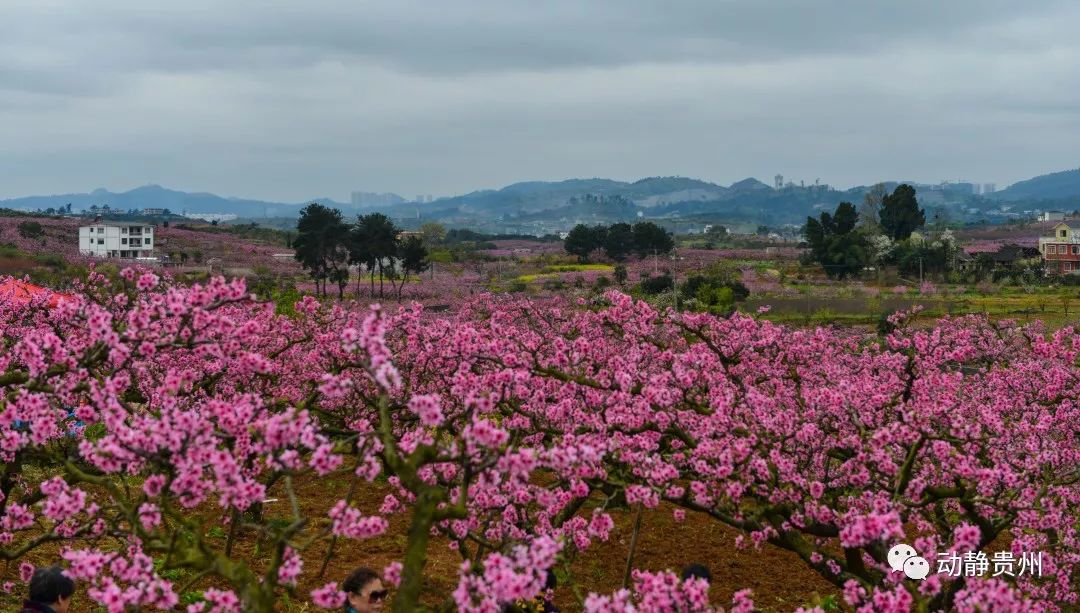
28,566,75,613
342,567,386,613
680,563,712,583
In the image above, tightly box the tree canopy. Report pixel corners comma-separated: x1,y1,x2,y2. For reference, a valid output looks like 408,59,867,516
879,184,925,241
293,203,349,297
803,201,867,279
564,222,674,263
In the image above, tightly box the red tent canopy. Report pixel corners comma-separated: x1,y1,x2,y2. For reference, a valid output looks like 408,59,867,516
0,279,71,309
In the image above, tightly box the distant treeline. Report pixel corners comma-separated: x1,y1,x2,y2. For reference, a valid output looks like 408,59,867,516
443,228,561,244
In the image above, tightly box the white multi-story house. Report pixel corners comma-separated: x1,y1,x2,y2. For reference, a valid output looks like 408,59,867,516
78,222,156,259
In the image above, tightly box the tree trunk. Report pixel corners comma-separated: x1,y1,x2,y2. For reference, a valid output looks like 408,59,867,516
392,490,440,613
622,505,644,588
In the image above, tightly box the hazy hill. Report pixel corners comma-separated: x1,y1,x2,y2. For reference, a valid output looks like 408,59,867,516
0,185,352,217
428,176,747,215
8,166,1080,227
994,168,1080,201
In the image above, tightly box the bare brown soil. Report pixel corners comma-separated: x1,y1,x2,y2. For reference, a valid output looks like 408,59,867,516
0,476,839,612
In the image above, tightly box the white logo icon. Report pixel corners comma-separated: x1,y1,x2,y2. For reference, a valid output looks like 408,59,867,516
887,543,927,580
903,555,930,580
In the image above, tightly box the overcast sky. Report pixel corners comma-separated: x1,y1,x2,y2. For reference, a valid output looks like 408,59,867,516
1,0,1078,202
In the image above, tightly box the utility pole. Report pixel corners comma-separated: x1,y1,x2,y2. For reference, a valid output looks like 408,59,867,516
653,248,658,275
919,256,924,285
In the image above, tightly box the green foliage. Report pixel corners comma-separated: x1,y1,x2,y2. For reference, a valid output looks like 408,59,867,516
542,278,566,291
877,312,900,336
639,274,674,295
176,221,290,246
602,223,635,261
706,225,729,239
564,224,604,262
294,203,350,297
613,264,628,286
83,422,107,441
17,221,44,239
888,236,956,279
398,236,430,277
565,221,674,263
247,266,277,300
879,184,925,241
680,263,749,315
803,202,868,279
542,264,612,273
631,221,675,258
418,222,447,247
272,285,302,318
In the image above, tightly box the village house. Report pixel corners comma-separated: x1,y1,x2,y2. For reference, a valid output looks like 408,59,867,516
78,222,156,259
1039,221,1080,273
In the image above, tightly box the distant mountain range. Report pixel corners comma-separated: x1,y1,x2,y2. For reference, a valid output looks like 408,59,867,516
0,185,355,218
3,167,1079,228
991,167,1080,201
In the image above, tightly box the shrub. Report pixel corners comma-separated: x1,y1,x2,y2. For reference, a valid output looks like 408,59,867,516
639,274,674,295
613,264,628,286
17,221,44,239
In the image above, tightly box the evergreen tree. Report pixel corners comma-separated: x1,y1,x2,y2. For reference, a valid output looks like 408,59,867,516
351,213,399,298
396,235,430,300
803,202,867,279
564,224,599,262
603,223,635,261
631,222,675,258
879,184,925,241
294,203,349,296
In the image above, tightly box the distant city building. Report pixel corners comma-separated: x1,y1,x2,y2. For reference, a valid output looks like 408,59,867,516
1041,211,1066,222
142,208,166,216
972,184,982,195
983,183,996,194
350,191,403,207
79,222,155,259
182,213,237,222
774,174,783,190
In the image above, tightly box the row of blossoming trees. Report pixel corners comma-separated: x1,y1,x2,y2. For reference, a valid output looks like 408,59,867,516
0,268,1078,611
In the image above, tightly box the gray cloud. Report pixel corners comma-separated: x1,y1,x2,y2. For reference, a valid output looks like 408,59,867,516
0,0,1078,201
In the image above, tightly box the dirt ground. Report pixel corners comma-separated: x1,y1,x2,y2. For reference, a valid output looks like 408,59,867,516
0,475,840,611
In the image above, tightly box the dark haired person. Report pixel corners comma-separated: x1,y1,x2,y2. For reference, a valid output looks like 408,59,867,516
20,566,75,613
342,567,388,613
681,563,712,583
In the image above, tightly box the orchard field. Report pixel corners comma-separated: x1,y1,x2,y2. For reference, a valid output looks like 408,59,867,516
2,210,1080,611
0,263,1077,612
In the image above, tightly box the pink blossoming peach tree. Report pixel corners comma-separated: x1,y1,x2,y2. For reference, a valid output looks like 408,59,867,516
0,269,1076,612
